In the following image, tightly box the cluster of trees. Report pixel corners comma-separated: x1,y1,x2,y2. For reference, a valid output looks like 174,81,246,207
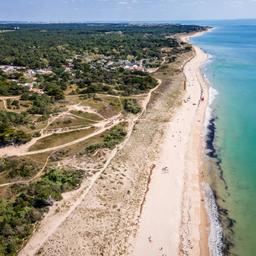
0,31,70,68
0,129,31,147
0,23,205,69
0,71,28,96
28,94,51,115
74,63,158,95
0,168,84,255
0,111,31,146
20,93,51,115
37,67,72,99
0,158,39,178
0,23,207,34
0,23,201,111
121,72,158,95
123,98,141,114
0,23,204,103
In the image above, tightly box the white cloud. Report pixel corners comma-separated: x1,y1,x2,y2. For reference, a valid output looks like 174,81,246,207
118,1,128,4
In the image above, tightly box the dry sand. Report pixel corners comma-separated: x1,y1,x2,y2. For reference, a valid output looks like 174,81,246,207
133,33,210,256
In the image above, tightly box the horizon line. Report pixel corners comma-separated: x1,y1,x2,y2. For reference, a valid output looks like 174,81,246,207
1,18,256,24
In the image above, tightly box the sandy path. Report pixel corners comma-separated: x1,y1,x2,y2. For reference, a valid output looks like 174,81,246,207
0,113,122,157
0,102,108,158
68,104,106,120
133,35,209,256
0,153,52,188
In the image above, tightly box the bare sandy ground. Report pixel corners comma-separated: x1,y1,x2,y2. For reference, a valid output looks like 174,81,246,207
133,33,210,256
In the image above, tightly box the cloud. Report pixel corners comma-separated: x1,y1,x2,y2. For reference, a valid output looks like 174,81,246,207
118,1,128,4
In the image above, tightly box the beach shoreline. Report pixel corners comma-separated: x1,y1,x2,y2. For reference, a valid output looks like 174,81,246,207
180,31,212,256
133,30,211,256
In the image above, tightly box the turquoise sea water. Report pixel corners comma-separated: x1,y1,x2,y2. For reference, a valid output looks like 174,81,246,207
190,21,256,255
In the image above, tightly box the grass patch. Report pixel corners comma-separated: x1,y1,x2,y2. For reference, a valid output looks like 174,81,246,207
80,97,121,118
49,134,104,161
66,96,105,111
99,95,122,113
47,116,93,130
69,110,102,121
66,95,122,118
29,127,95,151
25,152,52,165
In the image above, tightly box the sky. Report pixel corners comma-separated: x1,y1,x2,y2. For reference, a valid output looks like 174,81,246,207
0,0,256,22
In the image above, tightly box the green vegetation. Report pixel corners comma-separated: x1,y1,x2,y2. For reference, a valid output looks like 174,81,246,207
0,71,28,96
29,127,95,151
46,116,93,131
0,111,31,146
86,124,127,153
0,168,84,255
120,71,158,95
74,62,158,95
44,83,65,100
0,23,205,68
27,94,51,115
0,158,39,179
69,111,102,121
123,98,141,114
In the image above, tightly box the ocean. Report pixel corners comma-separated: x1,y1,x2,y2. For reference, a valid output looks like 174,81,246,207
191,20,256,256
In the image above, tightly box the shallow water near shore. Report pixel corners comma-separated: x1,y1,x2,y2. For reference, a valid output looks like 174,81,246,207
191,20,256,256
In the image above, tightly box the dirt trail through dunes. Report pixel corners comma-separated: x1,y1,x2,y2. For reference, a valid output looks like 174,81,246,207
0,109,121,158
0,101,107,158
2,115,122,157
0,153,52,188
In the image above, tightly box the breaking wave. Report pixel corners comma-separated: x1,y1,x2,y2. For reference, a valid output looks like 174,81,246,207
203,183,224,256
204,83,218,133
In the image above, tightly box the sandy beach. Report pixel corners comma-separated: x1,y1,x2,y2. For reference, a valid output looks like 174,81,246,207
133,33,210,256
